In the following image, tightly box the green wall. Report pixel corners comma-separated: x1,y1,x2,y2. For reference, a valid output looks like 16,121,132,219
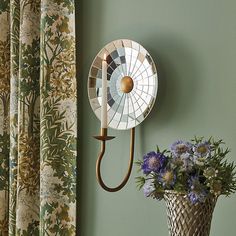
78,0,236,235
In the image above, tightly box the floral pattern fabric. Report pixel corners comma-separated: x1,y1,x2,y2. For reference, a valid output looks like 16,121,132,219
0,0,77,235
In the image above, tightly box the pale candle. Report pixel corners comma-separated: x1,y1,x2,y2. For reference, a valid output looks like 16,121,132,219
101,54,108,128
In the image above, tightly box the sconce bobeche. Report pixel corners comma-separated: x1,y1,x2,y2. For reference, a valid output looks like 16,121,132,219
88,39,158,192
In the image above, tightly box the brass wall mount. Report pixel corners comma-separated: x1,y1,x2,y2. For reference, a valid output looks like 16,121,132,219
120,76,134,93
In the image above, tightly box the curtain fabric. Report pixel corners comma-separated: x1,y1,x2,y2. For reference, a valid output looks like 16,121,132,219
0,0,77,235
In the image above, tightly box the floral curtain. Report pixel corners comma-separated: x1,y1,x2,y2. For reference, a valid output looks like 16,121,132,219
0,0,77,235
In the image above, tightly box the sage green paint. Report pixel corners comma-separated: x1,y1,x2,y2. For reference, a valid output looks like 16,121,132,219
78,0,236,235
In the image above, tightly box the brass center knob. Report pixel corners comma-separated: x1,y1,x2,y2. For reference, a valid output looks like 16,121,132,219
120,76,134,93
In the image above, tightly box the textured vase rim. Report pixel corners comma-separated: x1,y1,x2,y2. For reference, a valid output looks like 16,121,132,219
163,190,220,200
164,190,187,195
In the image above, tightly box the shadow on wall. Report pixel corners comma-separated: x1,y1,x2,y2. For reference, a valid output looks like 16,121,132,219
139,33,203,152
76,0,104,235
75,0,81,234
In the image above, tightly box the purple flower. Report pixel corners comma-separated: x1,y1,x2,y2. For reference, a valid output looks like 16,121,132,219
170,140,192,157
180,153,194,172
141,151,166,174
159,169,176,188
193,142,211,157
188,176,208,204
143,179,155,197
188,191,207,204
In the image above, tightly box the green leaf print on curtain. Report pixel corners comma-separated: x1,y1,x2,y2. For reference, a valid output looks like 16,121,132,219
0,0,10,235
0,0,77,235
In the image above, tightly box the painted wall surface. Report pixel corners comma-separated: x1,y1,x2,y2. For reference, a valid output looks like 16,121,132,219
78,0,236,235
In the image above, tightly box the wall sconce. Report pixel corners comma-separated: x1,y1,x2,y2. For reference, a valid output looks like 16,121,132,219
88,39,158,192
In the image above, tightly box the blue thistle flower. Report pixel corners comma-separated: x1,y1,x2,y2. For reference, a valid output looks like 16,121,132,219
141,151,166,174
193,141,211,157
170,140,192,157
188,175,208,204
188,191,207,204
180,153,194,172
159,169,176,188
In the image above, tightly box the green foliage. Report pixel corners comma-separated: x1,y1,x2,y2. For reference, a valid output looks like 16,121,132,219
16,220,39,236
135,176,146,190
20,39,40,101
0,0,9,14
40,201,76,235
0,133,9,191
41,97,76,203
54,0,75,14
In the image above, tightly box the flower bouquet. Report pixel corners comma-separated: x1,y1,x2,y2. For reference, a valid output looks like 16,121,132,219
136,137,236,236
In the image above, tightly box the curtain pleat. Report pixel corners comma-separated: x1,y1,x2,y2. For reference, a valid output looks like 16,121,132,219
0,0,77,235
15,1,41,234
9,0,19,235
40,0,77,235
0,1,10,235
8,0,20,236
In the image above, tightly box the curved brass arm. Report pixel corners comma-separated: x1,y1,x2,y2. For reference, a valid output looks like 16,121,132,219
94,128,135,192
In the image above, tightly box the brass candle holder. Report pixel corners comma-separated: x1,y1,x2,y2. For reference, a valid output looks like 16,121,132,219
93,128,135,192
88,39,158,192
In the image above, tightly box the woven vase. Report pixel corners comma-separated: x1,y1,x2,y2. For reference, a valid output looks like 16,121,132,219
164,191,218,236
